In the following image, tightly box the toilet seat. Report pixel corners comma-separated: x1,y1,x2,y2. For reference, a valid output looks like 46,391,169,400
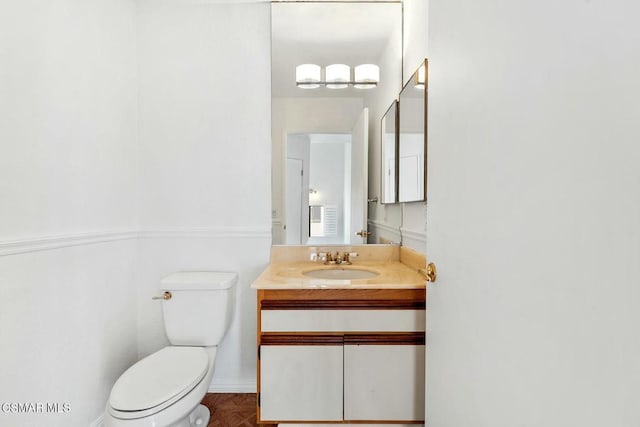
109,346,210,420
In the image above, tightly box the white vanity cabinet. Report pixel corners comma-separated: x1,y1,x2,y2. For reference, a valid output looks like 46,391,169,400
257,289,426,425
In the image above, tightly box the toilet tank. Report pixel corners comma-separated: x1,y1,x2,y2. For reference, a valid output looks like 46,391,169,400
160,271,237,346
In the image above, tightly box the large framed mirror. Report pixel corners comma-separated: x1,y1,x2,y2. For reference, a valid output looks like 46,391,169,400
381,100,398,204
398,59,428,203
271,1,403,245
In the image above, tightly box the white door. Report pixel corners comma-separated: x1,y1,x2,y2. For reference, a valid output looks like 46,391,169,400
285,157,303,244
349,108,368,244
426,2,640,426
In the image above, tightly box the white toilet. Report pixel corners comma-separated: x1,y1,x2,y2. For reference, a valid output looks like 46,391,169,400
105,271,237,427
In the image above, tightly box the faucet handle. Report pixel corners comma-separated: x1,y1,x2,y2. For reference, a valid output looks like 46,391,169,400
311,252,327,262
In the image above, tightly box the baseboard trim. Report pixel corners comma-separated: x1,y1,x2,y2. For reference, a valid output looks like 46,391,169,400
89,413,104,427
0,230,138,257
208,380,257,393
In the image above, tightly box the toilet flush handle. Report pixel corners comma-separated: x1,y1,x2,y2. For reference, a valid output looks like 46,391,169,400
152,291,172,301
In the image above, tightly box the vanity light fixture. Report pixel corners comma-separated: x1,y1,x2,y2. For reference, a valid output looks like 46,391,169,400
295,63,379,89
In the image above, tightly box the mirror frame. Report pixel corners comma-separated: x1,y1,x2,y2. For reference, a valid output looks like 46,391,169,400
398,58,428,203
380,100,399,204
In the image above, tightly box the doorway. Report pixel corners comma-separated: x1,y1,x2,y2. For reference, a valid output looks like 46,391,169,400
285,133,351,245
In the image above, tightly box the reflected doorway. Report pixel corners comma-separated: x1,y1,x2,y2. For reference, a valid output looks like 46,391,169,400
285,133,352,245
282,107,369,246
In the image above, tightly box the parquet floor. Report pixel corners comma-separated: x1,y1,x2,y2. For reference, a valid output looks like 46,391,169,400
201,393,277,427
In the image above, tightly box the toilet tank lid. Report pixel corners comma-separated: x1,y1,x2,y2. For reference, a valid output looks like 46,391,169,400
160,271,238,290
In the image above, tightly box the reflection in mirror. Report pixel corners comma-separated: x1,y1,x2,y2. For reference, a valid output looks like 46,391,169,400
271,1,403,245
398,59,428,203
381,101,398,204
286,133,352,245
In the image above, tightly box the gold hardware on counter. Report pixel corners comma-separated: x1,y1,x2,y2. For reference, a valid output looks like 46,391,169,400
356,230,371,238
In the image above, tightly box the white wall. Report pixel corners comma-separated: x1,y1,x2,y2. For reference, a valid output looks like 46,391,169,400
426,0,640,426
135,0,271,392
0,1,139,426
398,0,428,250
366,0,428,251
364,7,404,246
403,0,429,82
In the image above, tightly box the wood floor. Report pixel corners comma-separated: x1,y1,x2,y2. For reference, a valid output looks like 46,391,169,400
200,393,276,427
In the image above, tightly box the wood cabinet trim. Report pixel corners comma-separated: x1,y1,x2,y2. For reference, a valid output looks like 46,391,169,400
259,288,425,302
258,420,424,424
261,299,425,310
261,334,344,345
343,332,425,345
260,332,425,346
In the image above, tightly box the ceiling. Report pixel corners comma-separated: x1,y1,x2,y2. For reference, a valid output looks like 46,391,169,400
271,2,402,98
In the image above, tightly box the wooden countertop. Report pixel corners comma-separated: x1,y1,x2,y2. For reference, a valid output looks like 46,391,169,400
251,260,426,290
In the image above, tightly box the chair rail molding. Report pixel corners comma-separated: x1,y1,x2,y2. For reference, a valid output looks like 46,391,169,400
0,226,272,256
368,218,403,244
139,226,272,239
399,226,426,251
0,230,138,257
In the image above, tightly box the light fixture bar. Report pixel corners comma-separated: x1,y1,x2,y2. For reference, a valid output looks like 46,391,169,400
295,81,378,88
295,63,379,89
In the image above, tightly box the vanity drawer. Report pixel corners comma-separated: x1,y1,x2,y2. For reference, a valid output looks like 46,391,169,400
261,309,425,332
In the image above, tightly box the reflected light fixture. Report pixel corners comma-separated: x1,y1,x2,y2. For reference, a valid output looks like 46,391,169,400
295,63,379,89
309,188,320,203
326,64,350,89
354,64,380,89
296,64,322,89
414,64,426,89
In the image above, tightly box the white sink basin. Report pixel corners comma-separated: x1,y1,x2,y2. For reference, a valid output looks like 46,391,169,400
303,268,379,280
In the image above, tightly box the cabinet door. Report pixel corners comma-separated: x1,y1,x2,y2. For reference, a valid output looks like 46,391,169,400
260,345,343,422
344,344,425,421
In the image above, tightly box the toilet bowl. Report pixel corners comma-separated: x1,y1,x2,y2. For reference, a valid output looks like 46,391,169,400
105,272,237,427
